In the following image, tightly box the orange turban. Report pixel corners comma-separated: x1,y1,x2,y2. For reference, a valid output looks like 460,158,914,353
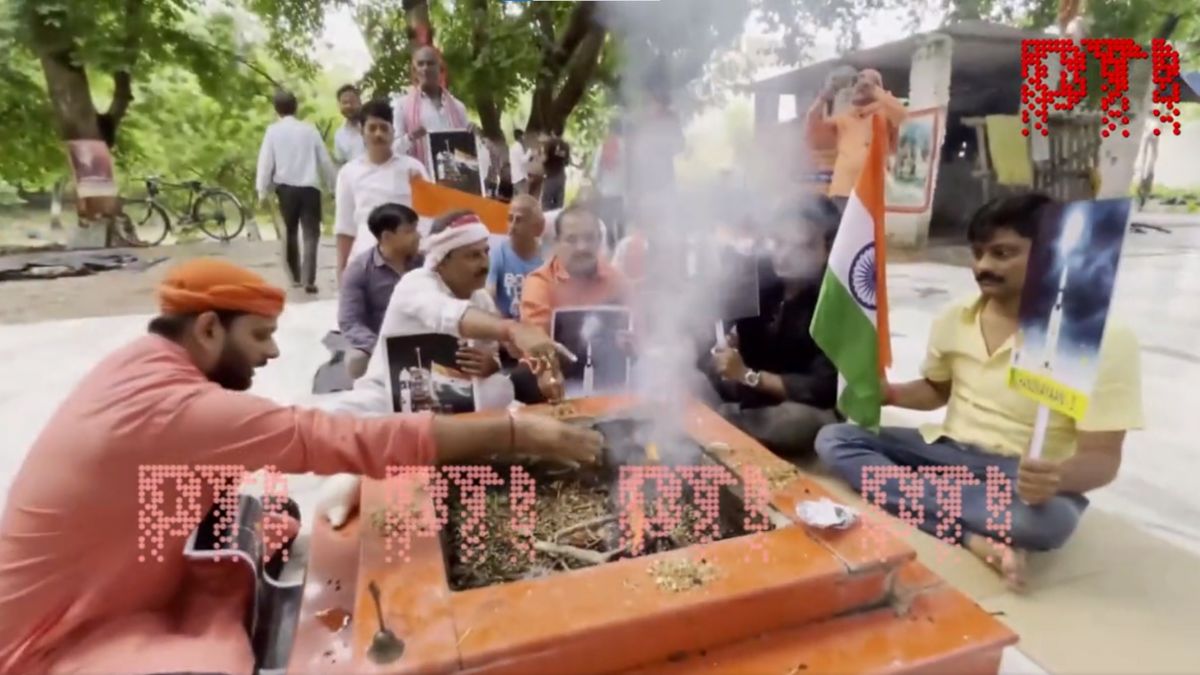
158,258,286,318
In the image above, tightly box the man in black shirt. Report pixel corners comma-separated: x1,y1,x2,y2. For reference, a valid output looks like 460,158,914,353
540,134,570,211
703,196,841,457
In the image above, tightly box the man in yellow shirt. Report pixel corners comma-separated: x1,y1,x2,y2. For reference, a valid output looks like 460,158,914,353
815,193,1144,591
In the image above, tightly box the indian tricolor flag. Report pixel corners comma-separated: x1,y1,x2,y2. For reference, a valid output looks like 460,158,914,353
810,114,892,430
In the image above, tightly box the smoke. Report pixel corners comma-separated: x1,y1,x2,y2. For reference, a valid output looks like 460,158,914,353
593,0,814,466
581,314,603,343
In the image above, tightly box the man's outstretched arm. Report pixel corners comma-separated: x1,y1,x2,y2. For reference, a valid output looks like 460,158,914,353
177,386,599,476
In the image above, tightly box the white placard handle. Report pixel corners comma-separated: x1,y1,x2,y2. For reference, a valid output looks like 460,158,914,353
1027,404,1051,460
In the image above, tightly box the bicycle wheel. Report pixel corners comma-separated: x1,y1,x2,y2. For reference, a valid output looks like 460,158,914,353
126,199,172,247
194,189,247,241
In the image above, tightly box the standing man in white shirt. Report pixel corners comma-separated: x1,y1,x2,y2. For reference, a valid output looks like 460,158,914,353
509,129,533,195
392,45,479,170
333,84,366,167
335,99,431,279
256,90,336,294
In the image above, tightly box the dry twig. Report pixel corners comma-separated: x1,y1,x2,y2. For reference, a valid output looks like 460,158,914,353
533,540,626,566
552,514,617,542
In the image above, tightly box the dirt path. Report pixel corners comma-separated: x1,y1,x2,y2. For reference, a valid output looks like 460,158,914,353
0,239,341,325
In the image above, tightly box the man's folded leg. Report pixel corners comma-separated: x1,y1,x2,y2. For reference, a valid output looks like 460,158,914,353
815,424,992,539
955,459,1088,553
344,348,370,380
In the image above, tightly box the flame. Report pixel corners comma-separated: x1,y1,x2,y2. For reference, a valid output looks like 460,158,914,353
629,503,645,554
645,442,660,464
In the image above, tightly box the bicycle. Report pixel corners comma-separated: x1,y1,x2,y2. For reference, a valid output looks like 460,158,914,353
125,176,246,246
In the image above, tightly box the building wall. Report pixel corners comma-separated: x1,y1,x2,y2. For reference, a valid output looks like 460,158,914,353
1153,119,1200,189
886,33,953,248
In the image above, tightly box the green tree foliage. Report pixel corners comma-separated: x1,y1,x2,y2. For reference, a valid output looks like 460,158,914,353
356,0,620,140
0,45,60,187
2,0,1195,201
0,0,331,194
116,66,340,208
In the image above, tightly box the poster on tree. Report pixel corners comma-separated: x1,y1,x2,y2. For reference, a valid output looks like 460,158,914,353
66,140,118,199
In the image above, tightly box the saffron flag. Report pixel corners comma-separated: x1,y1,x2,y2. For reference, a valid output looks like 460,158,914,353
810,113,893,429
410,177,509,235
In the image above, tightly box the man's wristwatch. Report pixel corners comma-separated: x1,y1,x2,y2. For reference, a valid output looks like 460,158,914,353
742,370,762,388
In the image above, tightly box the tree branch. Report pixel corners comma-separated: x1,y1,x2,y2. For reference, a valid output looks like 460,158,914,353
527,3,600,133
107,71,134,125
101,0,145,142
469,0,502,139
1153,13,1182,40
549,27,606,134
527,4,559,133
550,2,598,71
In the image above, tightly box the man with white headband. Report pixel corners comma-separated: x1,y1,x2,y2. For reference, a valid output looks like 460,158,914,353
356,210,547,401
315,210,571,527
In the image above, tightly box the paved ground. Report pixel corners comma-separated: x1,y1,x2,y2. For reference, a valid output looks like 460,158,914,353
3,217,1199,675
0,225,982,325
0,238,343,325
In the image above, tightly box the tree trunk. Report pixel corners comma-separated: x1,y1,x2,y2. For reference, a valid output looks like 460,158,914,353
403,0,433,46
37,53,103,143
24,3,140,241
525,3,607,135
467,0,503,140
50,178,65,231
37,51,123,229
547,28,607,135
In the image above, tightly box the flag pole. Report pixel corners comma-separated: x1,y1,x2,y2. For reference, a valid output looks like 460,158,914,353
870,113,893,373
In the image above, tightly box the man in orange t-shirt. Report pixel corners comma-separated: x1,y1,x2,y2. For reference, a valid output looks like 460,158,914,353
803,66,859,195
520,205,627,335
806,68,906,212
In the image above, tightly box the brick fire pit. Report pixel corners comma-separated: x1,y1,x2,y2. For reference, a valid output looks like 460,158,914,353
288,396,1015,674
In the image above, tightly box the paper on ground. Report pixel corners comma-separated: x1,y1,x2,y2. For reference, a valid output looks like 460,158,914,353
795,498,859,530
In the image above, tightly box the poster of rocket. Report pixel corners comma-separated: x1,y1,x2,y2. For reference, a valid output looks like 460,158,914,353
1008,198,1132,420
385,333,477,414
426,130,485,197
551,306,632,398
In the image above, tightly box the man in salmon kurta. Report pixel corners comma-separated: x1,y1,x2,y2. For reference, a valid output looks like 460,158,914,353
0,259,600,674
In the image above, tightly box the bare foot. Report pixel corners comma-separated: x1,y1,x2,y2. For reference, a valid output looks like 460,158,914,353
965,533,1028,592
